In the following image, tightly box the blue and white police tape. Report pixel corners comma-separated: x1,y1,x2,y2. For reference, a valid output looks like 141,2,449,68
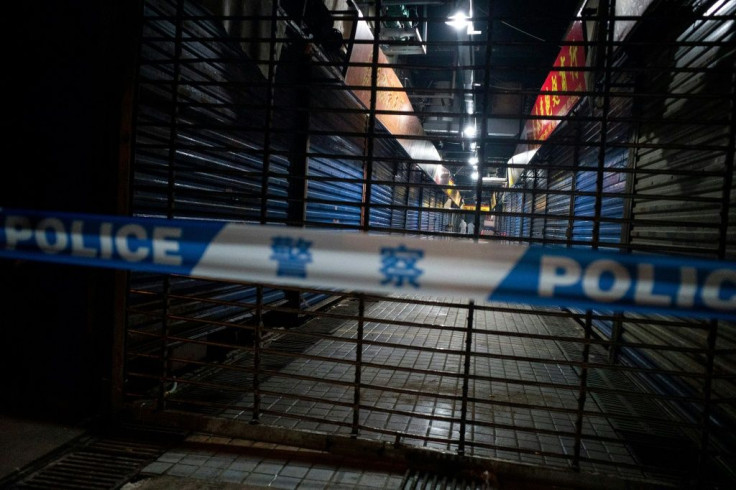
2,207,736,320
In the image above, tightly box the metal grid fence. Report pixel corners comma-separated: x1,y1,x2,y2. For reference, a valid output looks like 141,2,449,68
122,0,736,487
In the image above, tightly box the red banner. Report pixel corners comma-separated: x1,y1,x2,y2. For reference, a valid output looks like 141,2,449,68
527,20,587,143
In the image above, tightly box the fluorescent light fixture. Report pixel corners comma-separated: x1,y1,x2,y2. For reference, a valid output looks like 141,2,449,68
468,156,478,165
471,170,479,180
463,124,477,138
446,11,470,30
482,177,507,186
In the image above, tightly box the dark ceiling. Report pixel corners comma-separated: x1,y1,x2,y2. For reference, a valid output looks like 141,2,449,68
420,0,582,85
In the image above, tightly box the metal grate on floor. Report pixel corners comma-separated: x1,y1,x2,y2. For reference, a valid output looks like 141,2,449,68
400,468,496,490
8,426,185,490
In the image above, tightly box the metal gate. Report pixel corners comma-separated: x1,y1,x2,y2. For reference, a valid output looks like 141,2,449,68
121,0,736,487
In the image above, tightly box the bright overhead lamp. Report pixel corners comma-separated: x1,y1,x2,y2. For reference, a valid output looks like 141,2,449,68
468,155,478,165
446,10,481,35
445,11,470,30
463,124,477,138
471,170,479,180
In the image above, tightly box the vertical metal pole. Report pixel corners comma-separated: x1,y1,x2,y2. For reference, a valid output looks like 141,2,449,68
530,169,538,243
352,294,365,436
252,285,263,423
519,179,527,239
574,0,615,469
542,169,549,245
611,86,642,365
592,0,615,250
418,182,425,231
279,40,312,323
361,115,373,230
158,0,185,411
389,159,399,229
697,318,718,482
404,167,412,230
164,0,183,217
566,123,581,247
607,314,624,364
458,300,474,455
111,0,144,416
362,0,381,232
474,1,495,241
284,43,311,228
573,310,593,470
259,0,280,225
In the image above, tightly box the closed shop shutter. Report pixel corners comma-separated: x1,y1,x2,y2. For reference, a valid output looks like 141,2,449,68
128,0,290,393
620,0,736,443
306,155,363,227
545,166,575,245
531,169,548,243
369,158,396,230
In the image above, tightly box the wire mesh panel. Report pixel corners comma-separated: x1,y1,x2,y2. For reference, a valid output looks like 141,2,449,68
122,0,736,487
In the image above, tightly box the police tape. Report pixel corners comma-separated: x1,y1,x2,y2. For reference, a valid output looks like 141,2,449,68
1,207,736,320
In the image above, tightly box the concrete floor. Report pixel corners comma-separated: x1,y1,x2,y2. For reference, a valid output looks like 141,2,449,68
131,434,406,489
155,296,648,484
2,297,681,488
0,414,84,481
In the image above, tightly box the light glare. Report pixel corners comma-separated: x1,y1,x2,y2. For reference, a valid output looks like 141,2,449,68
445,12,469,30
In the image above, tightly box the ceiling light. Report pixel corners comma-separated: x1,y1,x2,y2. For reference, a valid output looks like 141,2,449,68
446,11,481,35
446,11,470,30
463,124,477,138
471,170,479,180
468,156,478,165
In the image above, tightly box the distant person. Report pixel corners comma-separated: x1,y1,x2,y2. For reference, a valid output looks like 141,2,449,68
459,219,467,234
467,221,475,236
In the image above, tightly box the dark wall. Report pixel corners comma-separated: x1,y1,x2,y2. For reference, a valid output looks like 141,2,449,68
0,1,139,422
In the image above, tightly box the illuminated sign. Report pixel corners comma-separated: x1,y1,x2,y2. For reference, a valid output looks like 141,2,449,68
508,21,587,187
527,20,587,144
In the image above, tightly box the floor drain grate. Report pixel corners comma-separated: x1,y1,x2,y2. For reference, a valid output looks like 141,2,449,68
9,427,183,490
400,468,496,490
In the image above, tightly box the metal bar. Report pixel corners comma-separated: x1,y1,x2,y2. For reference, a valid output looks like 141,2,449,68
591,0,615,252
259,0,279,225
352,294,365,436
156,0,185,411
111,0,143,416
361,114,373,230
361,0,382,232
519,178,527,238
252,285,263,423
574,0,617,469
573,310,594,470
458,300,474,455
530,168,538,241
